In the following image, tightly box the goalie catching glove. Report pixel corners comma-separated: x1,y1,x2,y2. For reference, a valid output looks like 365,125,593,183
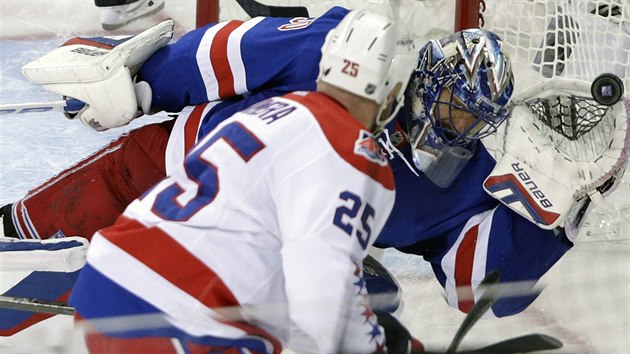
484,78,629,241
21,19,173,131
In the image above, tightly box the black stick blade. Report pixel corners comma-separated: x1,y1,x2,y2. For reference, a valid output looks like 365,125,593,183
236,0,309,18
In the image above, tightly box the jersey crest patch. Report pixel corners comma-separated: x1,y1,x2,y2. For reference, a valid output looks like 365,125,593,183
277,17,315,31
354,130,387,166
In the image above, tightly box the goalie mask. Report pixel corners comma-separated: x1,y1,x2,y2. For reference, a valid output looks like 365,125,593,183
404,29,514,187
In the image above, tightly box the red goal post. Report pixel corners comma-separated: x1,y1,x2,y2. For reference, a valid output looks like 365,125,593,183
195,0,484,29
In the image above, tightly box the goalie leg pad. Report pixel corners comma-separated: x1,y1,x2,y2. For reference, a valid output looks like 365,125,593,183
0,236,89,272
1,270,80,336
21,19,174,130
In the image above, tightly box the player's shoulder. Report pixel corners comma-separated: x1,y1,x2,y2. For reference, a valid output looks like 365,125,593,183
283,92,394,190
243,6,349,38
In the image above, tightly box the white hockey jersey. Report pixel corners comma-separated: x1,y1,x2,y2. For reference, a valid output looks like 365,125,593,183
70,91,395,354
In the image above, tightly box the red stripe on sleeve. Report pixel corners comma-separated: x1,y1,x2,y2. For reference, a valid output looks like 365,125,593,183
209,20,243,98
454,224,479,313
184,104,208,153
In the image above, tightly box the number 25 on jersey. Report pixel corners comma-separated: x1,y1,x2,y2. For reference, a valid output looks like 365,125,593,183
333,191,375,250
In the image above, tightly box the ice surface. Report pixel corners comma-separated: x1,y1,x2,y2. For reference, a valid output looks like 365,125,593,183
1,1,628,353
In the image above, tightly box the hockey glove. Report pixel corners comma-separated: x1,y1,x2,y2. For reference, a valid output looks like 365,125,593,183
484,78,629,240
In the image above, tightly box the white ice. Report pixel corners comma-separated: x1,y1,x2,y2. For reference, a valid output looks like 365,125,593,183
1,1,629,353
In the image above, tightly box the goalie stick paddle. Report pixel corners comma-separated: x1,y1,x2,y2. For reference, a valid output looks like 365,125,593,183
235,0,309,18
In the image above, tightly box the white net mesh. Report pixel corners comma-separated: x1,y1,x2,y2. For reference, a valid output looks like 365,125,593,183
479,0,630,245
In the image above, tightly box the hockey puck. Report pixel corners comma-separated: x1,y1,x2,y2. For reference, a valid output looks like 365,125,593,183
591,73,624,106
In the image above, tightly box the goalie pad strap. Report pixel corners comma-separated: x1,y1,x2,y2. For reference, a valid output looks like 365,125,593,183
0,237,89,272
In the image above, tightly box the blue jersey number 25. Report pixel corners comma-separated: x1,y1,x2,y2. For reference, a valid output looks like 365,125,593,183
333,191,375,250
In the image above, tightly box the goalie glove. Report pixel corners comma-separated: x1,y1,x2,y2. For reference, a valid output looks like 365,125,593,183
21,19,173,131
483,78,629,241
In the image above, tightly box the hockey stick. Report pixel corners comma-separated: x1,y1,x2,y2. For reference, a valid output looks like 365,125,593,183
0,98,85,116
457,333,562,354
0,295,73,316
235,0,309,18
1,295,561,353
425,271,561,354
446,270,501,353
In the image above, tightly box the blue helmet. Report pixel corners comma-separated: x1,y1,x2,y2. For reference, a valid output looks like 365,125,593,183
403,29,514,187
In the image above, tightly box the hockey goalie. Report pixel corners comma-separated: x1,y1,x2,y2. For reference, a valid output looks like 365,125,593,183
1,7,629,351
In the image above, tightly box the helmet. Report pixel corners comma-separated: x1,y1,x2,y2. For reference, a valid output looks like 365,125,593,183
404,29,514,187
318,9,417,133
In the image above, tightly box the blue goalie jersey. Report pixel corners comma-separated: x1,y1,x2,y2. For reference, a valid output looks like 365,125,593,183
138,6,572,317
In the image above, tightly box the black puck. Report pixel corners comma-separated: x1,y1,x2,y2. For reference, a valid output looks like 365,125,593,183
591,73,624,106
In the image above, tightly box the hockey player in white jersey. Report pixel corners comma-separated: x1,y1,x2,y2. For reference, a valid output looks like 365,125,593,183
69,10,422,354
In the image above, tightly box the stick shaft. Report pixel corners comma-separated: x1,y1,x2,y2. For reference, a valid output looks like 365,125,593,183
0,101,67,115
0,295,74,315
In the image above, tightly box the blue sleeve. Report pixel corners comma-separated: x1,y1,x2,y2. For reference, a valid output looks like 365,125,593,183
383,140,573,317
399,203,572,318
139,7,349,113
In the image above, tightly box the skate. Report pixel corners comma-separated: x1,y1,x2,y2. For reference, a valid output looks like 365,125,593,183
100,0,165,31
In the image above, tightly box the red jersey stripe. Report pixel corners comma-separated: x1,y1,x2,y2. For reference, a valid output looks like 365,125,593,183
100,216,239,309
209,20,243,98
454,224,479,313
184,104,208,152
99,216,283,352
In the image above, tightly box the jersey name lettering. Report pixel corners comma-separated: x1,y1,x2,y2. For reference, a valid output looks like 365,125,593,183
242,100,297,124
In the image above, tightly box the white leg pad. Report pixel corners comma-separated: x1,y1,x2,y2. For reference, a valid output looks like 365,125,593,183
0,236,89,272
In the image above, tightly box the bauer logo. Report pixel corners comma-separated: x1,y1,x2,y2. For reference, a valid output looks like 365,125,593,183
511,162,553,208
484,162,559,226
354,130,387,166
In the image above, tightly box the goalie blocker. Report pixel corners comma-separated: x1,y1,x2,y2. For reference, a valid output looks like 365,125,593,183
484,77,629,241
20,19,174,131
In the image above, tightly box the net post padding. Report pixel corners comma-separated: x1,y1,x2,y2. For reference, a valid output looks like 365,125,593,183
455,0,484,31
196,0,220,28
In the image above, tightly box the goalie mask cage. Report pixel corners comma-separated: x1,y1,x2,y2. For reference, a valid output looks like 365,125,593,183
192,1,630,353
